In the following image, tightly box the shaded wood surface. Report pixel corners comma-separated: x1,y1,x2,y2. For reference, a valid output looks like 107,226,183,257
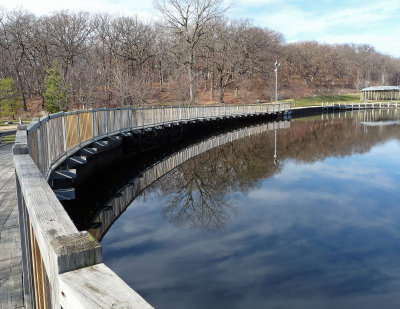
0,144,24,308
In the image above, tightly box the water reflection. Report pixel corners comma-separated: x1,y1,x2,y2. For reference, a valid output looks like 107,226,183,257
160,160,237,231
101,110,400,309
155,109,400,232
87,121,288,239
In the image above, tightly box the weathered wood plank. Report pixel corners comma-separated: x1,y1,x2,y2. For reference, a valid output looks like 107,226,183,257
0,144,24,309
59,263,153,309
14,152,104,307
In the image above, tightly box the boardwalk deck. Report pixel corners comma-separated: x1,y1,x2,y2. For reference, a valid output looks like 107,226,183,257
0,144,24,309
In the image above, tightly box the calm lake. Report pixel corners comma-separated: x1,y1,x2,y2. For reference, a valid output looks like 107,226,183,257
101,110,400,309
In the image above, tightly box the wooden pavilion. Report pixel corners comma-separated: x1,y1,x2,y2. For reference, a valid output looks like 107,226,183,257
361,86,400,101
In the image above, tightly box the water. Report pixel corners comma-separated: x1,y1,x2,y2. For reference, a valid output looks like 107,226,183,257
101,110,400,308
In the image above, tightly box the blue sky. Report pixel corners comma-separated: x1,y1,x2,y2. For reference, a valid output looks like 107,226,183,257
1,0,399,57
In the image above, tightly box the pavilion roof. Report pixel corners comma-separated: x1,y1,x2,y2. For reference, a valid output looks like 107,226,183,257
361,86,400,91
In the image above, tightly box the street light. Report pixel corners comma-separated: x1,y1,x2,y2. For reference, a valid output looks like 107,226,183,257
274,60,280,104
273,127,280,165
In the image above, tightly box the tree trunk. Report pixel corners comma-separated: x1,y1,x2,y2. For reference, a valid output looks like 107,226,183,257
219,75,224,103
188,65,195,105
210,63,215,101
15,71,27,111
159,60,163,91
21,90,27,111
205,56,209,91
41,94,45,109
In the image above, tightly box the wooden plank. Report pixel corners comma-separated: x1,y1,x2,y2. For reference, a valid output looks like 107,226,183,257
50,169,77,180
0,144,24,309
53,188,75,201
59,263,153,309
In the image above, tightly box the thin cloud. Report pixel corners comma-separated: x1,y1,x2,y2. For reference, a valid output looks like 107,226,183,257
232,0,400,57
0,0,154,20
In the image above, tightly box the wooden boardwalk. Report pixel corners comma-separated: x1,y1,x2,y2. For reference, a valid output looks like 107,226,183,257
0,144,24,309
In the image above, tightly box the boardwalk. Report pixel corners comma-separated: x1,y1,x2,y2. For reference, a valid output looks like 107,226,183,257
0,144,24,309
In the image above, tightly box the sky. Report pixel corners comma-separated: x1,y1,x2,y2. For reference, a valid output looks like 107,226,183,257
0,0,399,57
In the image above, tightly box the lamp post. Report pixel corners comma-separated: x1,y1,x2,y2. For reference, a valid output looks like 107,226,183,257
274,60,280,104
273,60,280,165
274,128,278,165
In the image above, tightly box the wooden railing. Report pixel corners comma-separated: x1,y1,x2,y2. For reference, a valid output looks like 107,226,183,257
14,128,153,308
27,103,290,180
13,103,290,308
322,102,399,110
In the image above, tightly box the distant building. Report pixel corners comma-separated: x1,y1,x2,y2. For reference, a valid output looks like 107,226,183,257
361,86,400,101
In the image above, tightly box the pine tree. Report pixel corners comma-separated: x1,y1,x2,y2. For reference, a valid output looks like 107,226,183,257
43,61,67,113
0,77,22,119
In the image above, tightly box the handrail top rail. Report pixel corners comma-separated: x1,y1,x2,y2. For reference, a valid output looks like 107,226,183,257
27,102,290,135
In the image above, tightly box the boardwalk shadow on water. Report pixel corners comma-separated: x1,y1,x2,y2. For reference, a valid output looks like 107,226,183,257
66,109,400,309
67,108,400,236
63,115,287,236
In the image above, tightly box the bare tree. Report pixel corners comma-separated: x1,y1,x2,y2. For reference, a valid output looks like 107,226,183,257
43,11,93,80
154,0,229,105
0,10,36,110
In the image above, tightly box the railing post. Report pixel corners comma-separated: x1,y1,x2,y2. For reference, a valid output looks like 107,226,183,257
120,108,123,132
76,112,81,146
61,113,67,153
129,108,133,129
36,120,44,174
106,110,109,134
92,110,96,140
44,119,52,175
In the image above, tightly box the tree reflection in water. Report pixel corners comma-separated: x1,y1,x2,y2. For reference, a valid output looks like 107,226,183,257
156,109,400,232
158,133,282,231
161,165,236,231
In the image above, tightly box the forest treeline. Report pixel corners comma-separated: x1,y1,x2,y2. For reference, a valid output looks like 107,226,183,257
1,1,400,113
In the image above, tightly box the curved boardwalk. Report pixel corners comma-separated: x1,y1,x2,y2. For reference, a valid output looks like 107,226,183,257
0,144,24,309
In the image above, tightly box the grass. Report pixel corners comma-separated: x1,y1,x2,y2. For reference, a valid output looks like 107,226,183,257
285,94,362,108
1,134,16,143
0,118,32,126
0,120,16,126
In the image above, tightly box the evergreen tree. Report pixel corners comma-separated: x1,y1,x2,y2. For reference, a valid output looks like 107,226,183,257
43,61,67,113
0,77,22,119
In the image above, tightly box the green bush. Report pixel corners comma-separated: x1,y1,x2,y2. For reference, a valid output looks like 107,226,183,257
0,77,22,119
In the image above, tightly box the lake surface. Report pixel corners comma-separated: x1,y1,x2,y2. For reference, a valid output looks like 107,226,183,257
101,110,400,309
